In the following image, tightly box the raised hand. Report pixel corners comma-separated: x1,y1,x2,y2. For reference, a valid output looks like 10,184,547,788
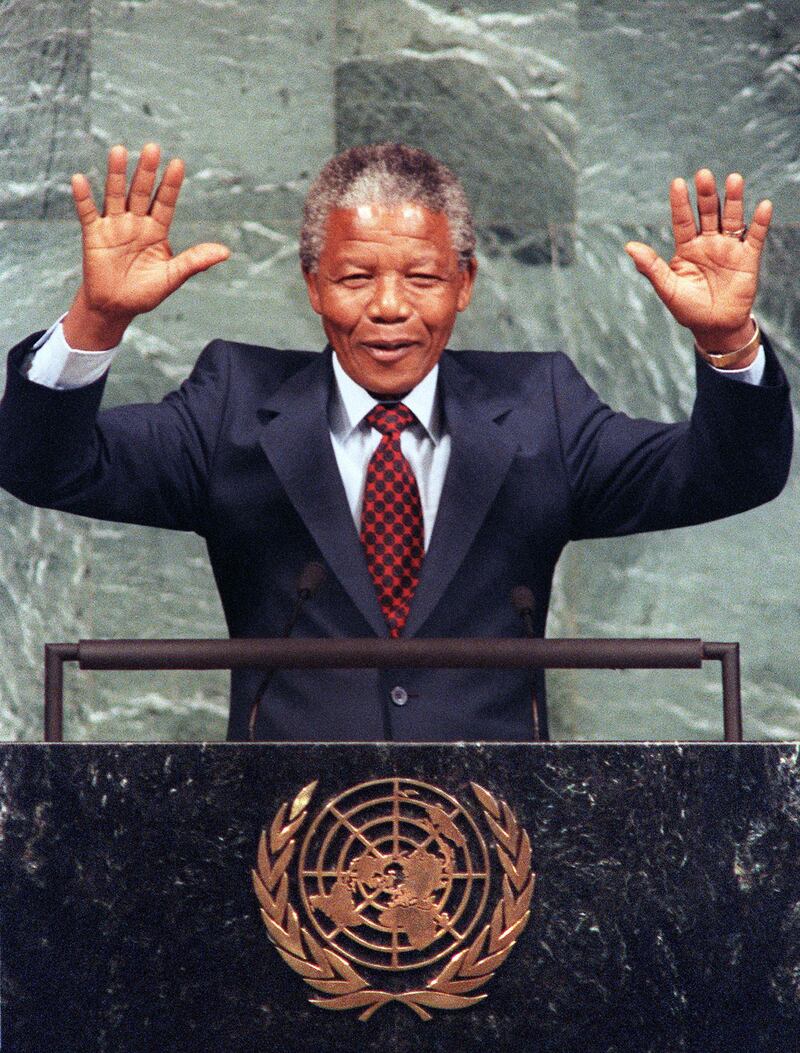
63,144,230,350
625,170,772,358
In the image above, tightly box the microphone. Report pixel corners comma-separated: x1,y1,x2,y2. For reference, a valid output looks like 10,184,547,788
248,561,328,741
296,561,327,603
510,585,547,742
511,585,536,637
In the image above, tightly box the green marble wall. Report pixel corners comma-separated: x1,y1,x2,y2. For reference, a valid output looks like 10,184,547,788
0,0,797,741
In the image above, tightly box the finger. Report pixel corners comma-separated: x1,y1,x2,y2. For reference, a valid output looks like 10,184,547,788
745,199,773,253
149,157,185,230
625,242,678,308
720,172,745,235
669,178,698,246
103,144,129,216
70,173,99,228
127,142,161,216
166,243,231,292
694,168,720,235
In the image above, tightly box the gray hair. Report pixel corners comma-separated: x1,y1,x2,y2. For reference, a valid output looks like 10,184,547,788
300,143,476,272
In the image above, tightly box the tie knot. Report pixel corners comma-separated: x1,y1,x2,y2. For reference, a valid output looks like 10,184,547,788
365,402,415,436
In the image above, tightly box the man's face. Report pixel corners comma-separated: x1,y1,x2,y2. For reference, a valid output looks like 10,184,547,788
303,202,477,395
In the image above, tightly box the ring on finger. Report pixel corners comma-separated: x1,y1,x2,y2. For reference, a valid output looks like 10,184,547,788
722,225,747,240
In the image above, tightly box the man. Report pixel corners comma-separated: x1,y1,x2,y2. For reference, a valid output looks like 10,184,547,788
0,143,792,741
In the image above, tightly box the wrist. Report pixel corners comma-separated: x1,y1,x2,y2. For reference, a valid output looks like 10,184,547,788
690,318,756,355
62,286,133,351
693,315,761,370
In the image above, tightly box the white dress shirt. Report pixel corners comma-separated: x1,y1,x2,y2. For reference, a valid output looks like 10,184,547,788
26,320,766,551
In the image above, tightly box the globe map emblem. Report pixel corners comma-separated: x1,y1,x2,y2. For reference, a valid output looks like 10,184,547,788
298,778,491,971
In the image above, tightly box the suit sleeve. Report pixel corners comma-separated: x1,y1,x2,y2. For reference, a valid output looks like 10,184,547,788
0,334,231,536
553,339,793,541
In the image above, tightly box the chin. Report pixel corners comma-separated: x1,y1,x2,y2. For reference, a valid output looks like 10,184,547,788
367,371,420,396
336,344,437,395
367,358,433,393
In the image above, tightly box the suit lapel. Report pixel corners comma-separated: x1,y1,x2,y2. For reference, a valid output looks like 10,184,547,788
403,352,518,636
257,350,387,636
257,349,518,640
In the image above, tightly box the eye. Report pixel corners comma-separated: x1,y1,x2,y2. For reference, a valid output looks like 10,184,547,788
338,273,372,287
407,273,442,287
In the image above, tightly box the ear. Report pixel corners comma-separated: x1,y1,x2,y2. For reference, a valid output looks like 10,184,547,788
303,267,323,315
456,256,478,312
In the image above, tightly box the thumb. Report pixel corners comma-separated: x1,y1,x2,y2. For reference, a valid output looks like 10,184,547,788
168,243,231,291
624,241,677,307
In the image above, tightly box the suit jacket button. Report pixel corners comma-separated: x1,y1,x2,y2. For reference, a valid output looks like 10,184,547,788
390,686,408,706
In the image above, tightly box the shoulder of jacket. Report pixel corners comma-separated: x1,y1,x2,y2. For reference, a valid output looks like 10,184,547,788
444,347,573,390
195,340,319,381
201,340,317,366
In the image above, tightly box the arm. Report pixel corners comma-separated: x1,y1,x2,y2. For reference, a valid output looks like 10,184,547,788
0,334,230,535
555,340,792,541
556,168,791,538
0,143,231,531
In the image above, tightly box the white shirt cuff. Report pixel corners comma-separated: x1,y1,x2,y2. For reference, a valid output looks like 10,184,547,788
28,317,121,389
709,345,765,386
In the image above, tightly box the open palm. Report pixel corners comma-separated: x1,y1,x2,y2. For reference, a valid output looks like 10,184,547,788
625,170,772,349
70,143,229,325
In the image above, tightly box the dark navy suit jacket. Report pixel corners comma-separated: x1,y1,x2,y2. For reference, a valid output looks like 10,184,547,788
0,333,792,741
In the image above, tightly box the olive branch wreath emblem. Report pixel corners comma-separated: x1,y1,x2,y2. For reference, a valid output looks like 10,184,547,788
251,780,535,1021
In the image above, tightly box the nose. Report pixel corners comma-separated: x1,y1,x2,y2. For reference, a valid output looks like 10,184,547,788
366,274,411,323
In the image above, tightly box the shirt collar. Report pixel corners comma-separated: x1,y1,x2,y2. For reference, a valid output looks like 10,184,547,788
329,351,443,444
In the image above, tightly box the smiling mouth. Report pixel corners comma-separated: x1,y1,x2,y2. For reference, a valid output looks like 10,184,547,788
362,340,420,357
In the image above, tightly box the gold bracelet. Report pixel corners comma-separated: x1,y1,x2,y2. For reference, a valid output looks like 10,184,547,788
694,316,761,369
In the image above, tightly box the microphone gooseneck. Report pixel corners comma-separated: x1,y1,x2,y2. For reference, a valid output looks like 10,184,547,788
510,584,545,742
511,584,536,639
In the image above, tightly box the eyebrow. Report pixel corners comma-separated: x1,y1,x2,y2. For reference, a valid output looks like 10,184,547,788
330,250,447,268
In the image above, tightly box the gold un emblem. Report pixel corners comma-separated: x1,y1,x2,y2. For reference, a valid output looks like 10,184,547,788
252,777,535,1021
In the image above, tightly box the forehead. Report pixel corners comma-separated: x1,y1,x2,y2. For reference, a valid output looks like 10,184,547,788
321,202,455,257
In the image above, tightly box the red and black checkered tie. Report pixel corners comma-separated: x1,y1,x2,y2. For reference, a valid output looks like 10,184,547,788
360,403,424,637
